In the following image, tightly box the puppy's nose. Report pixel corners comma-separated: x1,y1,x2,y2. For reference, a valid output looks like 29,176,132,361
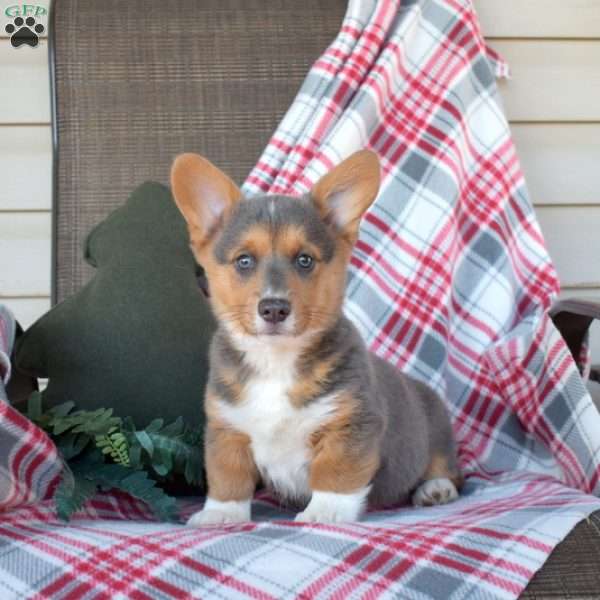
258,298,291,324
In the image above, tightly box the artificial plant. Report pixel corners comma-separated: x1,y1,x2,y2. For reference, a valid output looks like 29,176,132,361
25,391,204,521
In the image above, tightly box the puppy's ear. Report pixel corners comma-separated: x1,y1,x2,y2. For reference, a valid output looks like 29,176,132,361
311,150,380,244
171,153,241,244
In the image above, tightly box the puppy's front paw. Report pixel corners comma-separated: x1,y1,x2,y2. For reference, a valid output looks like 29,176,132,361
295,505,348,523
186,498,251,527
412,478,458,507
187,509,243,526
295,488,369,523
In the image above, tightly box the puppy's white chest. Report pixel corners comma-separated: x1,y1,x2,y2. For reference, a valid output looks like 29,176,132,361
218,370,334,501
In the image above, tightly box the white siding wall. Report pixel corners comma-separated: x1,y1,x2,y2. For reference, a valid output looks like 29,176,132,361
1,1,599,355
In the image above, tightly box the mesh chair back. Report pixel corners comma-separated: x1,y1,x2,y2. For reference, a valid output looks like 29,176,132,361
50,0,345,302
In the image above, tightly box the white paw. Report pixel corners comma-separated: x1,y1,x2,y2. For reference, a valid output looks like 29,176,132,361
295,506,350,523
412,478,458,507
187,509,243,526
186,498,251,527
295,488,369,523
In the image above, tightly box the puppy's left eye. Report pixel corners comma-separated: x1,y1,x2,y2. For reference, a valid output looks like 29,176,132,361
296,254,314,270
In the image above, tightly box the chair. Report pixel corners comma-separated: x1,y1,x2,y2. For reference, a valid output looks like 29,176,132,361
42,0,600,596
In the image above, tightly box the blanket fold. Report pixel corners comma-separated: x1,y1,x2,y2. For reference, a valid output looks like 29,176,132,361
1,1,599,598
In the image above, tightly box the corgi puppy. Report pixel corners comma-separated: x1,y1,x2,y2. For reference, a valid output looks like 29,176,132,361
171,150,462,524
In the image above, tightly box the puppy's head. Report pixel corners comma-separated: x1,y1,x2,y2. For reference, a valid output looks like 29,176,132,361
171,151,380,339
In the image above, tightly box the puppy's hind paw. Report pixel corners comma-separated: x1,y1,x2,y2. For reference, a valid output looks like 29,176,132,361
412,478,458,507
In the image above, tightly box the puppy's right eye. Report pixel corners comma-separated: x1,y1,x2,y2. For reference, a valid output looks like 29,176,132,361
235,254,256,272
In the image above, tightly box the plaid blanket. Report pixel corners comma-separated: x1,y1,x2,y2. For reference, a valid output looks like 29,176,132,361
0,307,62,511
2,1,600,598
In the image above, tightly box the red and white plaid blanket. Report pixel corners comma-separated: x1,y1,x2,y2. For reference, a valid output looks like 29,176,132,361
2,1,600,598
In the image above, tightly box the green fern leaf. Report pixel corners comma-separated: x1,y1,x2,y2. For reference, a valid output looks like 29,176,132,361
55,468,98,521
159,416,185,437
128,444,142,469
50,402,76,418
134,430,154,457
128,423,203,485
84,463,178,521
145,419,165,434
56,433,90,461
95,429,130,466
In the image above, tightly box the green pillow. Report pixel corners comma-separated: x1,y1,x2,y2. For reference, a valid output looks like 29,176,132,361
15,182,216,429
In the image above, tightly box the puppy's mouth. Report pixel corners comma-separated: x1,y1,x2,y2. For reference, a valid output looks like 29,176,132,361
220,301,302,338
255,320,295,337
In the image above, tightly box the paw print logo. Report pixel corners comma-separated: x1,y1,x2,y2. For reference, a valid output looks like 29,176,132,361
5,16,45,48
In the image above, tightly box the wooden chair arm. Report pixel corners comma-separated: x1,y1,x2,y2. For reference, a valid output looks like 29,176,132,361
550,297,600,377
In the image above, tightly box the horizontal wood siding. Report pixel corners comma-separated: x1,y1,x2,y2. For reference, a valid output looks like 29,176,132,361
493,40,600,121
0,212,51,296
537,207,600,287
2,297,50,328
0,125,52,210
0,40,49,122
474,0,600,38
512,124,600,206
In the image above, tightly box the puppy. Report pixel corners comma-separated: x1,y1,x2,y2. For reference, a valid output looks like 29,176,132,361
171,150,462,524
